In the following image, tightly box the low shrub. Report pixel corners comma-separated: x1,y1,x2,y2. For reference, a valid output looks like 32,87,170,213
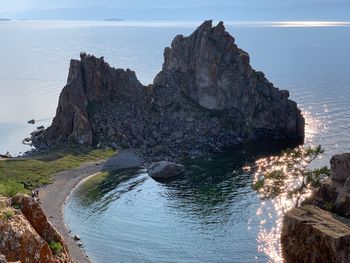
1,207,15,221
49,241,63,256
323,202,334,212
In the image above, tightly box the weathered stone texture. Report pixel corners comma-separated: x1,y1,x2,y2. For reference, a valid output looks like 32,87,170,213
32,20,304,160
0,195,73,263
283,153,350,262
305,153,350,217
282,205,350,263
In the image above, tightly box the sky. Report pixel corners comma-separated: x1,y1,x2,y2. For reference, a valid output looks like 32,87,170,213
1,0,348,11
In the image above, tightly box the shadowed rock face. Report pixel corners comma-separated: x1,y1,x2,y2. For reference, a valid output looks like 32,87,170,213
32,20,304,160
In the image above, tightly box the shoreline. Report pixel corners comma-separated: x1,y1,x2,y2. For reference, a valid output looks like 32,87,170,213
39,149,144,263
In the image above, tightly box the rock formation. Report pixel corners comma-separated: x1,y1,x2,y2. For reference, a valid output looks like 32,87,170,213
32,20,304,160
304,153,350,216
282,153,350,262
282,205,350,263
0,195,73,263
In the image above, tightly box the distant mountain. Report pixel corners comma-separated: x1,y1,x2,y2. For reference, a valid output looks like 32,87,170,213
104,18,124,21
2,2,350,21
0,18,11,21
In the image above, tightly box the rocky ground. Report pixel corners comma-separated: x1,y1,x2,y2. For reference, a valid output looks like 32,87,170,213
31,20,304,162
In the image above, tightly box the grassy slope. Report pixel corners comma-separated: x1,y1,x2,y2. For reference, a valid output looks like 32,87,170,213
0,145,116,196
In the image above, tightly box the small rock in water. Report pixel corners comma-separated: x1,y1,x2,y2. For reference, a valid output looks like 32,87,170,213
27,119,35,124
77,241,83,247
74,235,81,241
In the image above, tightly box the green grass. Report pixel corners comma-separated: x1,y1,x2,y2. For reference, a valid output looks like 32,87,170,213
0,181,26,197
0,207,15,221
0,145,116,196
49,241,63,256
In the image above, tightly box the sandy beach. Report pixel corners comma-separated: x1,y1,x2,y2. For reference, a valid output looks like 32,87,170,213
39,149,143,263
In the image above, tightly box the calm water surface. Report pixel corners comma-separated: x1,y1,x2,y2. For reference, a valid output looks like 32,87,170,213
1,21,350,262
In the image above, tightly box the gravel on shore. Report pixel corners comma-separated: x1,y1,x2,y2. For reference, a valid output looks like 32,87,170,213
39,149,143,263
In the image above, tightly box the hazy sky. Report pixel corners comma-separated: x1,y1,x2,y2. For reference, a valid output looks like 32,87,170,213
1,0,348,11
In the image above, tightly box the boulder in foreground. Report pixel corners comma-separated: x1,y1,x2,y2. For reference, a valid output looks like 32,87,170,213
282,205,350,263
0,195,73,263
282,153,350,262
148,161,185,179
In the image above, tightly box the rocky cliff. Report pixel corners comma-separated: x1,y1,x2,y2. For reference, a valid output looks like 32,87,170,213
282,205,350,263
0,195,73,263
305,153,350,217
282,153,350,263
32,20,304,159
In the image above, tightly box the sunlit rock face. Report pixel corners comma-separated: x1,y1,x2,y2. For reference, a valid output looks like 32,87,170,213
282,205,350,263
32,20,304,160
0,195,73,263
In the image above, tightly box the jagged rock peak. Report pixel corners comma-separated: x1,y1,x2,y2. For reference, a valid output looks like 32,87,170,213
32,21,305,160
154,20,256,110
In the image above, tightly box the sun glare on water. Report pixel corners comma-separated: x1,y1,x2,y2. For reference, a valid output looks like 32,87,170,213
254,112,322,262
276,21,350,27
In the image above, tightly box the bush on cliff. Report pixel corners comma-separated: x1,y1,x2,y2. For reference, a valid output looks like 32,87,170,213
0,207,15,221
49,241,63,256
252,145,331,208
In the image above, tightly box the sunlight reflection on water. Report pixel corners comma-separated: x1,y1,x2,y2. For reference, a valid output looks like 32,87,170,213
256,112,323,262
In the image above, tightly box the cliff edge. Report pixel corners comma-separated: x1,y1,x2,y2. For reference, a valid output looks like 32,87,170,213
0,195,73,263
282,153,350,263
32,20,304,159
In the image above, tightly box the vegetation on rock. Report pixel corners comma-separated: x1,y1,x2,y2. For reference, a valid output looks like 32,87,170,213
0,195,74,262
0,207,15,221
49,241,63,256
252,145,331,208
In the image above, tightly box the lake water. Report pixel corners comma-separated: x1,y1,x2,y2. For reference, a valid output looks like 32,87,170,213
1,20,350,262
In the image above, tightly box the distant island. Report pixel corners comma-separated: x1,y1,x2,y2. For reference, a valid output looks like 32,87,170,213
0,18,11,21
2,2,350,21
104,18,124,21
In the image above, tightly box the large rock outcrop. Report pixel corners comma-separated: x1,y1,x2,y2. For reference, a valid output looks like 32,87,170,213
32,20,304,159
282,205,350,263
0,195,73,263
305,153,350,217
282,153,350,262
